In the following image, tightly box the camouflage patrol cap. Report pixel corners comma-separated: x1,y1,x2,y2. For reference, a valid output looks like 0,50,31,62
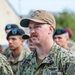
20,10,56,29
7,28,29,40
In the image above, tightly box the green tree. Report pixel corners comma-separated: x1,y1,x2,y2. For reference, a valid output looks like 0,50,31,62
55,10,75,41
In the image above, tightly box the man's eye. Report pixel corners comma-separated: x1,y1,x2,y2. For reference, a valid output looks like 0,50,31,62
29,27,32,29
12,38,16,40
34,25,40,28
58,37,62,39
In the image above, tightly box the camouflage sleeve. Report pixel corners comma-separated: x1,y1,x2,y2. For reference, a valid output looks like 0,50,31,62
60,53,75,75
65,62,75,75
2,47,11,56
0,54,13,75
65,56,75,75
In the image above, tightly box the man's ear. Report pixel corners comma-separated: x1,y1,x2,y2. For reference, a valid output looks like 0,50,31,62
48,25,54,34
66,37,69,41
22,39,25,43
50,25,54,31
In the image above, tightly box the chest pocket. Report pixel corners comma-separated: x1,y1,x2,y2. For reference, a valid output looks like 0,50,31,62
42,67,62,75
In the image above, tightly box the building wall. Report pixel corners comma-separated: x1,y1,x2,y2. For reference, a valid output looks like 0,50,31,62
0,0,21,44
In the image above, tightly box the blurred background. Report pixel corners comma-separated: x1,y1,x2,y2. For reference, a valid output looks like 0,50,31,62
0,0,75,49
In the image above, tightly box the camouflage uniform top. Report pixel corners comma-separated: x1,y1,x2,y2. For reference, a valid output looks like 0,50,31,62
67,40,75,56
7,46,31,75
67,40,75,49
0,53,13,75
17,43,75,75
2,47,11,56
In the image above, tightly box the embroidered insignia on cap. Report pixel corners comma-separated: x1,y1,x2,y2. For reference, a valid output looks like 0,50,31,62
12,29,17,34
7,25,11,29
30,10,40,18
57,30,61,34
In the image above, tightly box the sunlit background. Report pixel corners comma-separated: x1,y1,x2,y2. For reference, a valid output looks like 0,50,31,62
8,0,75,15
0,0,75,49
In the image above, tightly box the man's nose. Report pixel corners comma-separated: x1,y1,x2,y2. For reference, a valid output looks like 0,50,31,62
30,28,35,34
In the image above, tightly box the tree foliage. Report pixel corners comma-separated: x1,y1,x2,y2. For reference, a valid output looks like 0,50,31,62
55,10,75,41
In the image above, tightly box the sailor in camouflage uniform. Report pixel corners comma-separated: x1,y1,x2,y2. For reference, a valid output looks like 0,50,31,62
17,10,75,75
6,28,31,75
0,53,13,75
